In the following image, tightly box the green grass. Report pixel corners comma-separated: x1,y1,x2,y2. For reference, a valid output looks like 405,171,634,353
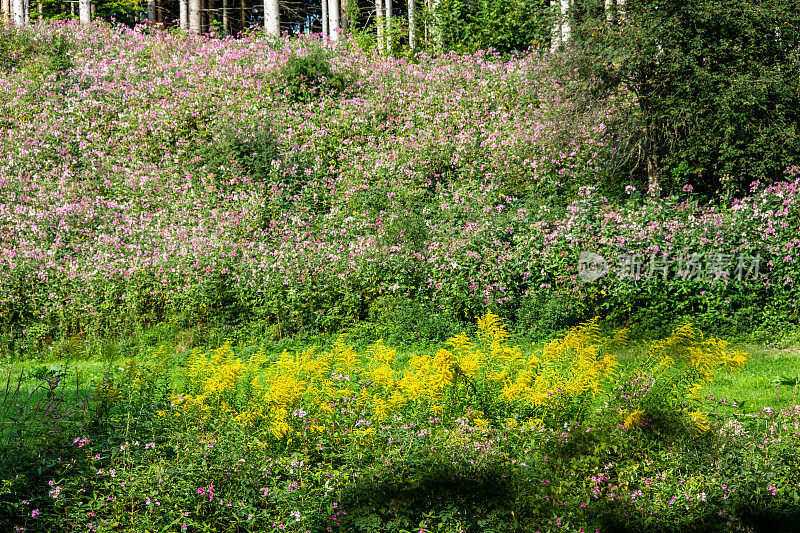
2,325,800,532
4,328,798,418
703,343,800,413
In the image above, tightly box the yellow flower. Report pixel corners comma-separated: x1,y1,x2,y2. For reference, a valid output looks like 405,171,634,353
624,409,646,429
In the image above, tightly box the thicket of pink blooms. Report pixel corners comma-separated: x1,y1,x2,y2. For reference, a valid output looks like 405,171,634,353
1,21,797,338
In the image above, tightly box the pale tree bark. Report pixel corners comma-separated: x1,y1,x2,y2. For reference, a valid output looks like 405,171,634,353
375,0,383,52
408,0,415,51
327,0,339,40
384,0,392,50
560,0,571,43
37,0,42,19
189,0,201,32
264,0,279,35
549,0,561,52
2,0,10,24
431,0,442,50
12,0,25,25
179,0,188,29
79,0,91,22
147,0,155,21
550,0,571,52
222,0,228,33
604,0,613,23
322,0,328,37
340,0,347,32
616,0,626,21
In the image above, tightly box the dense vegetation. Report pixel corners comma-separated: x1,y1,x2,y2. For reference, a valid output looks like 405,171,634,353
6,313,800,532
0,13,799,532
1,21,798,360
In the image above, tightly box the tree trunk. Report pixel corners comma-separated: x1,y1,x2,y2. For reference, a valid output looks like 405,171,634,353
13,0,25,24
375,0,383,52
2,0,10,23
549,0,561,52
147,0,155,21
647,153,659,192
616,0,626,21
179,0,188,29
550,0,571,52
222,0,228,33
560,0,571,43
604,0,613,23
340,0,348,32
189,0,201,32
327,0,339,40
264,0,279,35
240,0,246,32
432,0,442,50
322,0,328,37
37,0,42,19
79,0,91,22
384,0,391,50
408,0,415,51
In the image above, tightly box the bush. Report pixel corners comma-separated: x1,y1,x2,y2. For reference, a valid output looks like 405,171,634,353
277,47,352,103
570,0,800,198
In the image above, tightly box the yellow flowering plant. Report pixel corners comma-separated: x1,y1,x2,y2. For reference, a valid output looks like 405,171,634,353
161,313,747,450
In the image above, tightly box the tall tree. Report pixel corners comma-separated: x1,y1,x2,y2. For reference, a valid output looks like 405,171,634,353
189,0,201,32
264,0,279,34
376,0,384,51
340,0,348,31
80,0,91,21
322,0,328,36
12,0,26,25
179,0,188,29
573,0,800,196
384,0,391,49
549,0,561,51
327,0,339,39
408,0,415,50
147,0,155,20
550,0,572,52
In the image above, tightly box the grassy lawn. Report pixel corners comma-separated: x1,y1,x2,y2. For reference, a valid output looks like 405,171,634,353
703,343,800,412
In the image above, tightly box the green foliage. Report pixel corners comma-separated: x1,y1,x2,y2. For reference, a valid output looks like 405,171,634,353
436,0,551,53
570,0,800,198
0,27,72,76
368,295,464,346
277,48,353,103
2,326,800,532
0,26,35,71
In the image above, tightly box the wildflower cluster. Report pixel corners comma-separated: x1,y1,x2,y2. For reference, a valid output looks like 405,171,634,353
2,22,797,351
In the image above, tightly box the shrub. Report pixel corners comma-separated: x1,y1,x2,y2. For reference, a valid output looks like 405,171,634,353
277,47,352,103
